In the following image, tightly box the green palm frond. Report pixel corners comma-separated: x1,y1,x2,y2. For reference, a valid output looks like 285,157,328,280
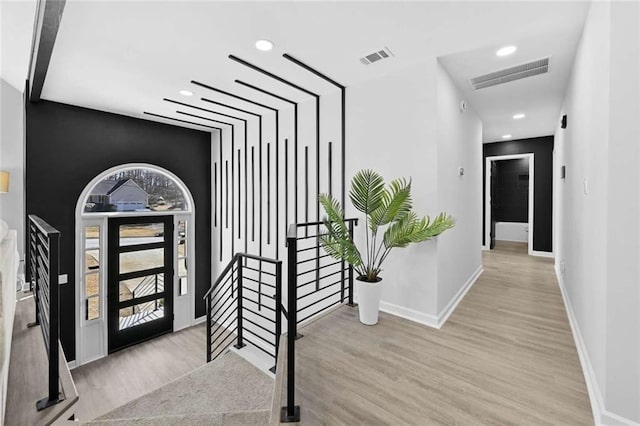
369,178,412,233
318,169,455,282
318,194,363,269
349,169,385,215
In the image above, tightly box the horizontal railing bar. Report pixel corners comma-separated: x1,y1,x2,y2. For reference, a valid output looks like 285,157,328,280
297,244,322,253
297,253,332,265
210,292,235,316
210,328,238,357
295,218,359,228
243,327,276,350
298,288,343,312
243,307,275,324
298,269,346,288
298,299,343,324
298,279,344,301
297,260,342,277
242,276,276,289
204,254,240,298
210,324,236,347
211,280,235,303
242,336,276,359
243,316,276,336
243,265,276,277
243,297,276,313
210,300,238,336
243,285,275,300
237,252,283,265
295,233,327,241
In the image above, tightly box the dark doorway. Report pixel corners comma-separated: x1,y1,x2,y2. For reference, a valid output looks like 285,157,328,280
108,216,174,353
488,158,530,251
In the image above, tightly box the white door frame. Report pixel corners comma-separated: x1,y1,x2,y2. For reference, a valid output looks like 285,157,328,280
484,154,536,255
74,164,196,367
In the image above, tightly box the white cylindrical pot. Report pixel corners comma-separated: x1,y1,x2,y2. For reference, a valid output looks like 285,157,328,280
355,278,382,325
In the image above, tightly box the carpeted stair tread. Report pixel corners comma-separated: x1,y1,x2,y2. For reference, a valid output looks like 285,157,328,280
95,352,273,421
85,409,270,425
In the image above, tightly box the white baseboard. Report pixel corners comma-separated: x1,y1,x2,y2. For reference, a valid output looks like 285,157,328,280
531,250,554,258
436,265,484,328
555,266,639,426
67,360,77,370
375,265,484,330
193,315,206,325
377,301,440,328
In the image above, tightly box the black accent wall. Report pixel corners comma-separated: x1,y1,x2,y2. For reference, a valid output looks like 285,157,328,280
26,100,211,361
494,158,529,223
483,136,553,252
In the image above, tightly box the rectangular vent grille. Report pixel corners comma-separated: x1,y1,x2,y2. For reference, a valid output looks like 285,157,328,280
360,47,394,65
470,58,550,90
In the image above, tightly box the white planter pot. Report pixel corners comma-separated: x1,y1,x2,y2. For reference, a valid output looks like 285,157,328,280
355,278,382,325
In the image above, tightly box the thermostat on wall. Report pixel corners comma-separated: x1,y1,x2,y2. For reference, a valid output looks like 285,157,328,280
459,100,467,113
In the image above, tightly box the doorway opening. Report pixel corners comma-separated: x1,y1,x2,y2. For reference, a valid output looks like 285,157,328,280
485,154,534,255
75,164,195,366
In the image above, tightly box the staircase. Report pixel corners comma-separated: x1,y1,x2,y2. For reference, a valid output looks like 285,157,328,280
85,352,273,425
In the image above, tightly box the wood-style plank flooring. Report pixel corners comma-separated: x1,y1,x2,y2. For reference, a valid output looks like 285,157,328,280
71,323,206,421
291,242,593,425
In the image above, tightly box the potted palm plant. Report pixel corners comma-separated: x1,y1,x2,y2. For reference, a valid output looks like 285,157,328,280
319,169,454,325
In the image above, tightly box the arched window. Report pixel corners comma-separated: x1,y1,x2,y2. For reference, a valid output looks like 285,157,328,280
83,167,190,213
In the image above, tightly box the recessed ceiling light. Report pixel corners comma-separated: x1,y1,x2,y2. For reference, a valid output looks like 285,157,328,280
502,134,513,139
513,113,525,120
255,39,274,52
179,90,193,97
496,45,517,57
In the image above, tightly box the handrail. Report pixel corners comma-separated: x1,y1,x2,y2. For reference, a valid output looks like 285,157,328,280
27,215,64,411
204,252,282,298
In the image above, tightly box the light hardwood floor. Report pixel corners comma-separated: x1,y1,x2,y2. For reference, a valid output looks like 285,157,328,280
71,323,206,421
288,244,593,425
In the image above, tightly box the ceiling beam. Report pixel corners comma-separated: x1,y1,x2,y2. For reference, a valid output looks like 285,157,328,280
29,0,66,102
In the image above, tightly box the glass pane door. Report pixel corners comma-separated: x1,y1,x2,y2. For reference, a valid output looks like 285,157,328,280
108,216,174,353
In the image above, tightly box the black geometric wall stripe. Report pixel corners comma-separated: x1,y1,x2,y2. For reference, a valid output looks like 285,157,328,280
284,138,289,238
305,146,309,231
214,162,217,227
295,138,298,226
225,160,229,230
267,142,271,245
282,53,347,221
328,142,333,198
142,112,222,131
251,146,255,242
220,133,223,261
237,149,241,239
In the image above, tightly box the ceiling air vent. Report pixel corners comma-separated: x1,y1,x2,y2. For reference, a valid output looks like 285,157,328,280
360,47,394,65
470,57,550,90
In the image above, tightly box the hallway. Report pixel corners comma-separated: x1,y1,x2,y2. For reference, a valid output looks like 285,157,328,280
287,243,593,424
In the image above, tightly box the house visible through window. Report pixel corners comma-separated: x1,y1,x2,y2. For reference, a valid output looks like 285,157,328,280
84,168,189,213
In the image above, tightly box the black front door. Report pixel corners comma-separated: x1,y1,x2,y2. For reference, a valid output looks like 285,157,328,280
108,216,174,353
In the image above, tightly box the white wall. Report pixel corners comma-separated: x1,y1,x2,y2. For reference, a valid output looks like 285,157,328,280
348,61,439,318
495,222,528,243
555,1,640,423
0,79,25,264
347,59,482,325
435,63,483,316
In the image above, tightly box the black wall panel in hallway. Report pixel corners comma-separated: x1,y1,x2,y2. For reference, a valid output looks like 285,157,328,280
494,159,529,223
483,136,553,252
26,100,212,361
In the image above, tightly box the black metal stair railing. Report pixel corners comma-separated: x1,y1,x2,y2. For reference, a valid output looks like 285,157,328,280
281,218,357,422
27,215,63,411
204,253,282,371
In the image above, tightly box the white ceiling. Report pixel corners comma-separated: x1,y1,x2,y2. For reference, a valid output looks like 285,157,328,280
1,0,38,91
4,1,590,140
439,29,585,143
